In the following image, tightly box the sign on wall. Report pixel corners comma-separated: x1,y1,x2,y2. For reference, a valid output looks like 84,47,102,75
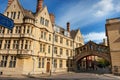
0,13,14,30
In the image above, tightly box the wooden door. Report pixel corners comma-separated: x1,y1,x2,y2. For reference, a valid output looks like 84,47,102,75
46,62,50,72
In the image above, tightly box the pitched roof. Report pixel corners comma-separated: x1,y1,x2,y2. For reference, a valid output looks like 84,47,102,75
23,9,35,19
70,29,79,39
17,0,35,20
5,0,35,20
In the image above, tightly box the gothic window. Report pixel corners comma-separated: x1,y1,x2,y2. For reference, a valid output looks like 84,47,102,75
55,35,58,42
4,40,11,49
49,34,51,41
13,40,19,49
66,50,69,56
40,44,46,52
15,26,21,33
29,41,31,50
40,17,44,25
21,40,24,49
54,47,57,54
40,44,42,52
9,56,16,68
25,40,28,49
17,11,20,19
1,55,8,67
7,12,9,17
54,59,57,68
0,27,5,34
0,40,2,49
66,39,69,46
27,26,30,33
7,29,12,34
59,60,63,68
60,48,63,55
23,26,26,33
44,32,46,39
60,37,63,43
43,44,45,52
11,12,13,18
45,19,49,27
42,58,44,68
13,12,16,19
48,46,50,53
38,58,41,68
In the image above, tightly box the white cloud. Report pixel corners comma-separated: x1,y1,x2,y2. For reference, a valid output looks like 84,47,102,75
83,32,106,43
115,2,120,12
56,0,120,28
93,0,120,17
94,0,114,17
56,1,94,28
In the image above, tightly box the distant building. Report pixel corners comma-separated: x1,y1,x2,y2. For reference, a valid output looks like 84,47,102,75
100,38,108,46
106,17,120,75
0,0,84,75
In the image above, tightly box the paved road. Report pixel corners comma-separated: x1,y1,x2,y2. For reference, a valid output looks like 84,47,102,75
0,73,119,80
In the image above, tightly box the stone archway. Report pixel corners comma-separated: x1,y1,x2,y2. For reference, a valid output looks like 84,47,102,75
75,52,111,63
73,41,111,72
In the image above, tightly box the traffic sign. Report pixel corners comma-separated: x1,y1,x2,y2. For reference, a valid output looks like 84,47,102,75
0,13,14,30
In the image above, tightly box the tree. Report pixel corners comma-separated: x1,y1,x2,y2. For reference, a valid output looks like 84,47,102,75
97,58,109,68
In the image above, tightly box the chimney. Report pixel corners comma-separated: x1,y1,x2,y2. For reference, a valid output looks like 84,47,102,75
36,0,43,12
49,13,55,24
8,0,14,7
67,22,70,32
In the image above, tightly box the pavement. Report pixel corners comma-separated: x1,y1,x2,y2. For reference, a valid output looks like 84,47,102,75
103,74,120,79
0,72,70,78
0,72,120,80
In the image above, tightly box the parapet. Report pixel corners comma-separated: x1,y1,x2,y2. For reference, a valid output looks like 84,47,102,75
106,17,120,24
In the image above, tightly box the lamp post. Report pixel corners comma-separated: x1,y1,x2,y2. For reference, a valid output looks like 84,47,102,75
50,31,55,76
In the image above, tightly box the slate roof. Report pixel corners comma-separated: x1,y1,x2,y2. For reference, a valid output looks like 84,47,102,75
23,9,35,19
70,29,79,39
16,0,35,20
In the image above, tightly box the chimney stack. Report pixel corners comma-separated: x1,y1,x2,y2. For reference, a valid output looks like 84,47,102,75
49,13,55,24
36,0,43,12
8,0,14,7
67,22,70,32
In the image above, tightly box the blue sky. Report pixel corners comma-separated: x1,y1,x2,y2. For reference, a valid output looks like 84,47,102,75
0,0,120,43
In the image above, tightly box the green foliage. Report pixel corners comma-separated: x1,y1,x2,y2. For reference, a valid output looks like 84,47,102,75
97,58,110,68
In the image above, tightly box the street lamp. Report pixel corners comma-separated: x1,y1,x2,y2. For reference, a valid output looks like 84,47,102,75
50,31,55,76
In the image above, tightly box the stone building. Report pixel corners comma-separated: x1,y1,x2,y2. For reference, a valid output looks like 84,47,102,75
0,0,84,75
106,17,120,75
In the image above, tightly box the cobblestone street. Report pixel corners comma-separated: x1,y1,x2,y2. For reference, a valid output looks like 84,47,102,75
0,72,120,80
